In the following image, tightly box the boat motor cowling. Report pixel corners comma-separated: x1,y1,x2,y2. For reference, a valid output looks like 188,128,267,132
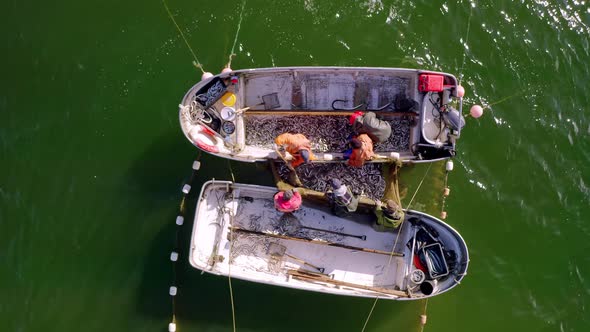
442,106,465,136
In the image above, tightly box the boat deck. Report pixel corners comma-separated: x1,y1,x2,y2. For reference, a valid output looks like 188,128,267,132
229,196,409,287
189,181,469,300
191,183,411,294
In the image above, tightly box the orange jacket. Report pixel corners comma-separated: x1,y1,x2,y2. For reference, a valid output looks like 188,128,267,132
347,134,375,167
275,133,315,167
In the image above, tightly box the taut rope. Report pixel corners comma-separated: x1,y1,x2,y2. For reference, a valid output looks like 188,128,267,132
162,0,205,74
458,1,474,86
226,160,237,332
361,162,432,332
225,0,247,69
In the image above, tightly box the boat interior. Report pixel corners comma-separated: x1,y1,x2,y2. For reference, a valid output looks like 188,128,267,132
191,181,468,298
180,68,460,161
192,182,408,286
238,70,418,154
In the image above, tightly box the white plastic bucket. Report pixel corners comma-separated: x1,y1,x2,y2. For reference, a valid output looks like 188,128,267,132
220,107,236,121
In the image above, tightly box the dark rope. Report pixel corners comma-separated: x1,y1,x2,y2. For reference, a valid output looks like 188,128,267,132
331,99,364,111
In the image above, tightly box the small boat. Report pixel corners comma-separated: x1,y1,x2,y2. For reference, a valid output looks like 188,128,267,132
179,67,465,164
189,180,469,300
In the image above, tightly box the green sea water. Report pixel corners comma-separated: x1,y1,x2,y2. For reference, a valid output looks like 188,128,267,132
3,0,589,331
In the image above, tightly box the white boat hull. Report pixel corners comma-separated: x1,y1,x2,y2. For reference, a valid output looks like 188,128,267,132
179,67,463,164
189,180,469,300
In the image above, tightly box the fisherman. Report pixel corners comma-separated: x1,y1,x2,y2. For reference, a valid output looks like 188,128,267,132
274,133,315,168
326,179,359,217
349,111,392,143
347,134,375,167
374,199,405,231
273,189,302,213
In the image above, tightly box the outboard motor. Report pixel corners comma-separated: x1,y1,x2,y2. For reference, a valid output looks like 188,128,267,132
442,106,465,138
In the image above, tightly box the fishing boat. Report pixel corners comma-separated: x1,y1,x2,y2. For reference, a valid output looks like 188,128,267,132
179,67,465,164
189,180,469,300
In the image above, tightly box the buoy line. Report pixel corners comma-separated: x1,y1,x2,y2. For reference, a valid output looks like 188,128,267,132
167,154,202,332
419,298,429,331
161,1,248,327
440,160,453,220
418,160,454,332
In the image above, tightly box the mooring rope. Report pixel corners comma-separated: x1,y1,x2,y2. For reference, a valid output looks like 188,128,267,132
360,296,380,332
485,88,528,108
228,160,236,183
226,159,238,332
419,298,429,332
458,1,474,86
227,194,237,332
225,0,247,69
360,218,409,332
360,162,433,332
162,0,205,74
406,163,433,210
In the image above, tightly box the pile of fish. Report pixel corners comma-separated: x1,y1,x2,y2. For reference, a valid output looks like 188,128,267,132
275,162,386,200
245,115,413,152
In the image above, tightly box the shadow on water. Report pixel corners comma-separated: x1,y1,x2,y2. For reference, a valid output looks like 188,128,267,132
126,131,223,320
125,131,203,200
134,222,176,320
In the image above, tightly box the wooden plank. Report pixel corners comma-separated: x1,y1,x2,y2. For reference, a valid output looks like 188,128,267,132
243,110,419,117
229,226,403,257
288,268,332,279
287,269,409,298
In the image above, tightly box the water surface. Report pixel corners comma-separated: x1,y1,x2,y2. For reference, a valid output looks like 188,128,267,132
2,1,589,331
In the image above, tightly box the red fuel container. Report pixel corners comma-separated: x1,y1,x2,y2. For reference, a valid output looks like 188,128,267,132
418,74,444,92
